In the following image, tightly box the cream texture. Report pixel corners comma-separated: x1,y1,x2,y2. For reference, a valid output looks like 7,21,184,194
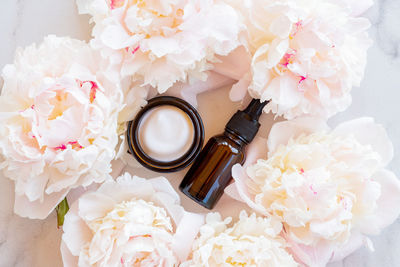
138,105,194,162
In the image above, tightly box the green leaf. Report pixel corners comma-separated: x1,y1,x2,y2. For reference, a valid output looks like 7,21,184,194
56,197,69,228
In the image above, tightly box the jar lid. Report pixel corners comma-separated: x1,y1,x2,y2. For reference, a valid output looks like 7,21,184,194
127,96,204,172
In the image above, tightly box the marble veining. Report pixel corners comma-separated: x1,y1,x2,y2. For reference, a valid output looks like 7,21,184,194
370,0,400,62
1,0,400,266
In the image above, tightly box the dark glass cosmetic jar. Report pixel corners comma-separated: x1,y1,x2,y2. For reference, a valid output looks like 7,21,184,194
127,96,204,172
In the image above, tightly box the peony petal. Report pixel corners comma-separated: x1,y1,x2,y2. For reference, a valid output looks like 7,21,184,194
62,200,93,256
100,24,139,50
61,241,79,267
167,71,234,107
329,231,364,263
230,163,266,214
286,236,335,267
141,36,180,58
213,46,252,81
244,136,268,167
14,189,68,219
224,183,242,203
358,169,400,235
97,173,155,203
150,177,180,204
267,117,329,154
172,211,204,262
229,71,252,102
78,191,116,221
332,117,394,166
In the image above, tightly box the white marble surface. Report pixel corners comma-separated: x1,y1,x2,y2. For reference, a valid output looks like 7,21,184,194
1,0,400,266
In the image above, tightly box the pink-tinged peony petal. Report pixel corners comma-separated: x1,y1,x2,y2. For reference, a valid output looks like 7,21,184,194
285,236,335,267
150,177,180,205
167,71,234,107
39,107,86,148
62,200,93,256
269,15,293,39
223,183,244,203
330,231,364,263
143,56,187,94
142,36,180,58
229,72,252,102
267,117,329,154
230,163,266,215
172,211,204,262
117,79,148,127
13,167,48,202
60,241,79,267
225,137,268,205
96,174,154,203
213,46,252,81
65,184,101,209
100,24,137,50
244,136,268,167
332,117,394,166
14,189,68,219
358,170,400,235
78,192,116,221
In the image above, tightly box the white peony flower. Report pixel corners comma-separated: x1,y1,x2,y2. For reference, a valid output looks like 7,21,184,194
226,0,372,119
0,35,124,219
227,117,400,266
182,211,298,267
61,172,204,267
76,0,245,93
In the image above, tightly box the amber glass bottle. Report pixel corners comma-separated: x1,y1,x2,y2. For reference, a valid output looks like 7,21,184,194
179,99,267,209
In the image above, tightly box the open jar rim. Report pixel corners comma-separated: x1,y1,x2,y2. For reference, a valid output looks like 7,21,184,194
127,96,205,173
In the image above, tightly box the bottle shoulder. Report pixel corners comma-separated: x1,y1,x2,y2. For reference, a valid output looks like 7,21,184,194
208,133,245,154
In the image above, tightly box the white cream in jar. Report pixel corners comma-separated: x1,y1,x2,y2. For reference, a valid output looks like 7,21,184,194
138,105,195,162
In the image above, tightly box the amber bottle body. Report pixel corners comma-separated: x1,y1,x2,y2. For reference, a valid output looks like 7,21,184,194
179,131,246,209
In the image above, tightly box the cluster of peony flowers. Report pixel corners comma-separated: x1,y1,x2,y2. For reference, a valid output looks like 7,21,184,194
76,0,245,94
0,35,126,219
61,173,204,266
182,211,298,266
226,0,372,119
228,117,400,266
1,0,399,266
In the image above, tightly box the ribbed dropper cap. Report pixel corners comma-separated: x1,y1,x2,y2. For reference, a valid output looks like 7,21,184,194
225,99,268,144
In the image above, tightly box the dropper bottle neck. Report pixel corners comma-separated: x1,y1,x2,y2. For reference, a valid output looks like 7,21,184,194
243,99,267,121
225,99,268,145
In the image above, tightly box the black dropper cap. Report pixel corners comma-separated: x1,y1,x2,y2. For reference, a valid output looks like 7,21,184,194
225,99,268,144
